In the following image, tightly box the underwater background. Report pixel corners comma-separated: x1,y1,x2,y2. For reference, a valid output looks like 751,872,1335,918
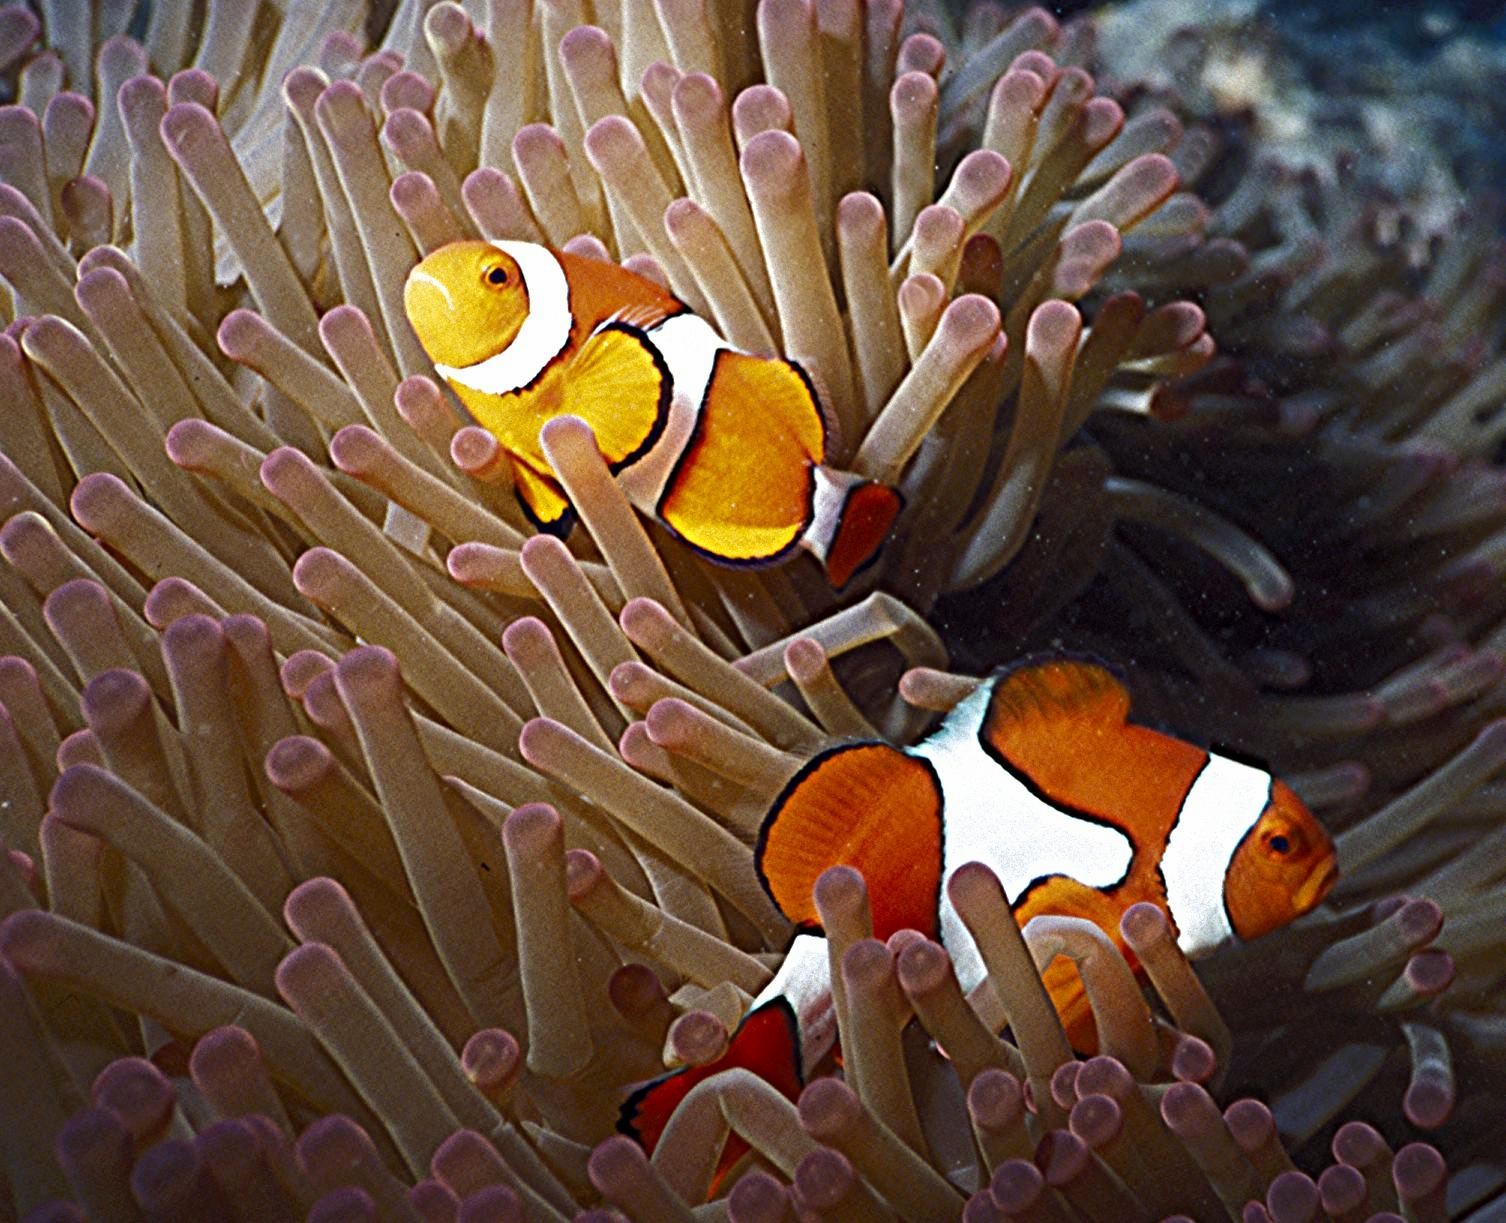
2,0,1506,1218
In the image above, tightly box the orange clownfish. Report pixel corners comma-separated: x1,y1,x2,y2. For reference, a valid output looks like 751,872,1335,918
403,240,901,586
621,657,1337,1154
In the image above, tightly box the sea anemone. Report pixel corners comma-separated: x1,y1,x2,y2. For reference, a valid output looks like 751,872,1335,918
0,0,1500,1218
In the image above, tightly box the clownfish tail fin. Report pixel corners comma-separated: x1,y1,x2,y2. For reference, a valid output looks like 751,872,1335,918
802,469,903,588
618,997,803,1156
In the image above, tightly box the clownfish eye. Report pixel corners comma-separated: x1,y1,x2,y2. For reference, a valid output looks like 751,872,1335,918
1268,833,1291,855
484,265,509,287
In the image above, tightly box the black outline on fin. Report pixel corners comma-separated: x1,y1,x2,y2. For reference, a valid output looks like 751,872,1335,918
654,349,821,568
616,995,804,1145
754,741,946,941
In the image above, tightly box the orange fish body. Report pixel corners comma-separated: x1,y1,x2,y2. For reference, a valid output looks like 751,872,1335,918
404,240,900,586
622,658,1337,1154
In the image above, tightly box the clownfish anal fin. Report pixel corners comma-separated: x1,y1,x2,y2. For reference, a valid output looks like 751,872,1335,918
658,350,824,565
755,742,944,942
618,996,802,1160
510,458,575,536
561,321,671,471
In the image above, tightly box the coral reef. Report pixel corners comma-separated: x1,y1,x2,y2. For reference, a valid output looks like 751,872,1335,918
0,0,1501,1218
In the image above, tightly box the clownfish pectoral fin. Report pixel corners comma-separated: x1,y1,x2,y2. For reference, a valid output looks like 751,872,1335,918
802,470,903,588
756,742,945,942
560,322,671,470
510,457,575,536
658,349,825,565
1013,874,1143,1054
1039,953,1098,1054
619,996,803,1163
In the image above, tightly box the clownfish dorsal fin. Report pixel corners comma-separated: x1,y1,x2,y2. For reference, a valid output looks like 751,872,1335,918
609,301,681,332
977,657,1208,866
755,741,944,942
555,249,681,336
986,657,1132,731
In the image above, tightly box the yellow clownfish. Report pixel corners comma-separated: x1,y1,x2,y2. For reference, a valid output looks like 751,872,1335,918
403,240,901,586
621,657,1337,1157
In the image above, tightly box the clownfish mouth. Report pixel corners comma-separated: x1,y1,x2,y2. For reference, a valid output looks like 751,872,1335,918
1294,861,1339,913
